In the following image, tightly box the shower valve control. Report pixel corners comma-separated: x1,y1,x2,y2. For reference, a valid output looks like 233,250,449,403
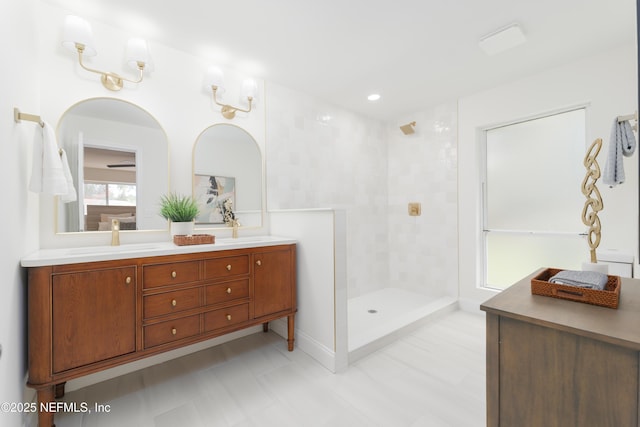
408,202,421,216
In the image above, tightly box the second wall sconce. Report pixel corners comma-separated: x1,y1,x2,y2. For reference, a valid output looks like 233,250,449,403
204,66,258,119
62,15,153,91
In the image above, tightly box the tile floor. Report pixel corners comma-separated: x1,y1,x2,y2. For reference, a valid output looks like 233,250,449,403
51,310,486,427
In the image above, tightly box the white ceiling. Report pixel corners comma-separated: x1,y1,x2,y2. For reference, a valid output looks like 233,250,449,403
43,0,636,121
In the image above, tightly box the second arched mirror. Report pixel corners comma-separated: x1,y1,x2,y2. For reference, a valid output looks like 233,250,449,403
193,124,263,229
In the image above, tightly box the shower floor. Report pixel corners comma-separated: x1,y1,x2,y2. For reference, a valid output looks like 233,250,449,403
348,287,457,362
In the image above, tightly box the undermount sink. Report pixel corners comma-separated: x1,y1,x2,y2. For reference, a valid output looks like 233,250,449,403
66,243,161,256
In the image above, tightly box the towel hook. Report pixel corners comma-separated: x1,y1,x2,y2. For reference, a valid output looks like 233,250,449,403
14,107,62,155
14,107,44,127
616,111,638,131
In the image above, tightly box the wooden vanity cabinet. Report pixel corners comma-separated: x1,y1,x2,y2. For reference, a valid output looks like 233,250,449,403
253,247,296,350
52,266,136,373
254,247,295,318
27,244,296,427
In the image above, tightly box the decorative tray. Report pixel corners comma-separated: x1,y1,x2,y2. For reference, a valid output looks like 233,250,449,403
531,268,621,309
173,234,215,246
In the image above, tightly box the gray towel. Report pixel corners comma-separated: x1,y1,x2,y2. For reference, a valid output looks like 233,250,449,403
603,118,636,187
549,270,608,290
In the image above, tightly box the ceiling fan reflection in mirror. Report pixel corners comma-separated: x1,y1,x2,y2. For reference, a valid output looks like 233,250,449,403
106,161,136,168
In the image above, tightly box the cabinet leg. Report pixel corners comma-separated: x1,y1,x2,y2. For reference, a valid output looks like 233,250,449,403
262,322,269,333
287,314,295,351
54,382,66,399
36,385,56,427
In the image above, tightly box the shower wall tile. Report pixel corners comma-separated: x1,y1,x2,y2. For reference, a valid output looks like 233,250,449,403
266,84,458,300
265,83,389,298
387,103,459,298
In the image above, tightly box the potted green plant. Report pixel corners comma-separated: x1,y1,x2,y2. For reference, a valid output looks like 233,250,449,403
159,193,200,236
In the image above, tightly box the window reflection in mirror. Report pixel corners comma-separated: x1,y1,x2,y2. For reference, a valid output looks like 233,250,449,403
83,147,137,231
56,98,169,233
193,124,263,229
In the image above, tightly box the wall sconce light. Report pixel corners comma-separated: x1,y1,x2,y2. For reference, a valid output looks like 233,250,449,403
204,66,258,119
62,15,152,91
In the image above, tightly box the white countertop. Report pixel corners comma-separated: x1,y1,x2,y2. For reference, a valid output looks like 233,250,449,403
21,236,297,267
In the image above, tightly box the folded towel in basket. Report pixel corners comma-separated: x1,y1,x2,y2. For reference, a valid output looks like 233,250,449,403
549,270,608,290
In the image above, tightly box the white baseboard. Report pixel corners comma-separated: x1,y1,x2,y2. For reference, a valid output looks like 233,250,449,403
458,298,486,314
270,318,341,373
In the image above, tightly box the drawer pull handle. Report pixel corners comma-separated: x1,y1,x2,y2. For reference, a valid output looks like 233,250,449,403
171,299,177,307
256,260,262,266
226,314,232,321
171,328,177,335
171,271,177,278
226,264,232,271
226,287,232,294
125,276,132,284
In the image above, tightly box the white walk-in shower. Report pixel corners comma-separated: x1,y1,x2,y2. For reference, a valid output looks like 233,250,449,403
344,105,460,362
347,288,457,362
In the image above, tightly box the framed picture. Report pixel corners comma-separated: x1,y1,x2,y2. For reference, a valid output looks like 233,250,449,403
194,175,236,224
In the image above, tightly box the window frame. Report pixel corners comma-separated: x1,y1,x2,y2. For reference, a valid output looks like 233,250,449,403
479,106,589,290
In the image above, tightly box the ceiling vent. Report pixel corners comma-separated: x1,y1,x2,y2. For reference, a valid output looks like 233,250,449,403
479,24,526,56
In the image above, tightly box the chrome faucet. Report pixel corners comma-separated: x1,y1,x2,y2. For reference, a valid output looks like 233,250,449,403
111,218,120,246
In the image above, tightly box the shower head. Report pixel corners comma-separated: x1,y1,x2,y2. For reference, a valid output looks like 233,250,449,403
400,121,416,135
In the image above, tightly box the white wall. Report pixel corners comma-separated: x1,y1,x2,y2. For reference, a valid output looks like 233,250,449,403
459,44,638,305
35,1,268,249
1,1,39,426
270,209,349,373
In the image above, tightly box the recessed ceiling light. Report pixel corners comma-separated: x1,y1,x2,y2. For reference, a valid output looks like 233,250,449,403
367,94,381,101
479,24,526,56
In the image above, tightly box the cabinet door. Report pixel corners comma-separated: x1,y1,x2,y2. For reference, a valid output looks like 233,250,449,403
52,267,136,373
253,248,294,318
498,317,638,427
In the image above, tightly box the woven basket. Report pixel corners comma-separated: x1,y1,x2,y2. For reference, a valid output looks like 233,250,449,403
531,268,621,309
173,234,215,246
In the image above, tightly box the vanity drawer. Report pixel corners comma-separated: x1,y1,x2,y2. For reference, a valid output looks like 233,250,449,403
143,288,200,319
205,279,249,306
143,261,200,288
144,314,200,348
204,303,249,332
204,255,249,279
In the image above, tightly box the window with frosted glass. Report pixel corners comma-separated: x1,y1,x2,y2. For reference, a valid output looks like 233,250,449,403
483,109,587,289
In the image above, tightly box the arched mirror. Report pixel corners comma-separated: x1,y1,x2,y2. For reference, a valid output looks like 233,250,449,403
56,98,169,233
192,124,263,229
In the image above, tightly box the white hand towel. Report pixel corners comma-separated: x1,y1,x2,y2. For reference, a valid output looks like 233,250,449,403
603,118,637,187
59,149,77,203
28,122,68,195
28,127,44,193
